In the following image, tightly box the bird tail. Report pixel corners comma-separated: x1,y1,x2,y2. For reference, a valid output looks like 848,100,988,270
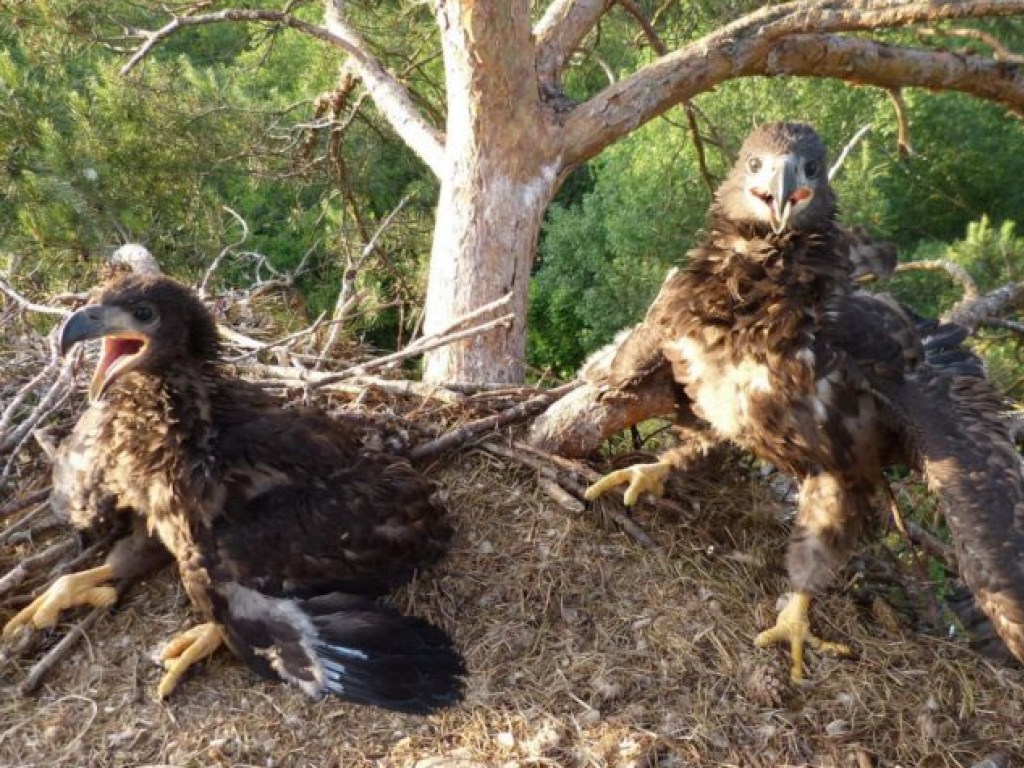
219,587,465,714
880,320,1024,664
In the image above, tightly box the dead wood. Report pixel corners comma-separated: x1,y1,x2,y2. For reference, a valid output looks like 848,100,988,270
410,381,581,460
19,606,105,696
528,369,678,458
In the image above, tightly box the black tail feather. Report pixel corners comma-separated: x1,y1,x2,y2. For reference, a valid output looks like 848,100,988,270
304,594,466,714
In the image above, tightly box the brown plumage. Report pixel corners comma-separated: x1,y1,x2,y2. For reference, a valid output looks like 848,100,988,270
586,122,1024,679
4,274,464,713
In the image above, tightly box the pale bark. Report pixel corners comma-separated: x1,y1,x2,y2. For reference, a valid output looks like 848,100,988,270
420,0,559,383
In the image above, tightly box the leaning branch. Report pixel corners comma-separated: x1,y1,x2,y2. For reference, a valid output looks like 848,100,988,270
561,2,1024,163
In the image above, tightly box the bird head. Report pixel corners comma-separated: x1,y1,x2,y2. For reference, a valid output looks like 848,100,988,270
716,122,835,235
59,274,221,401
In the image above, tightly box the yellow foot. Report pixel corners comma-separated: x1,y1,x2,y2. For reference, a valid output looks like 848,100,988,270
584,460,673,506
157,622,224,699
754,592,853,683
2,564,117,638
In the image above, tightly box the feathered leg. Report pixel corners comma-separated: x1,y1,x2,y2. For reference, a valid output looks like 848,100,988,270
755,472,864,681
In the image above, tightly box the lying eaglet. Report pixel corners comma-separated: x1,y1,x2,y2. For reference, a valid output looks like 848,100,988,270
4,274,465,714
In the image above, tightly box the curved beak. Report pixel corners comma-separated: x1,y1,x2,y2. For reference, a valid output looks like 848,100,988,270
60,305,120,355
767,155,813,234
60,305,149,401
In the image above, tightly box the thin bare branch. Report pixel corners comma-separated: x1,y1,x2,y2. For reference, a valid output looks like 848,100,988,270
895,259,980,302
19,606,105,696
312,312,516,387
121,3,445,176
0,539,77,599
0,489,50,521
829,124,873,180
319,195,412,364
199,207,249,297
921,25,1024,64
0,276,69,317
410,381,581,460
887,89,914,157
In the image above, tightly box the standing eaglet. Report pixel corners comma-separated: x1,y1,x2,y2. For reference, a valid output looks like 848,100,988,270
585,122,1024,681
3,274,465,713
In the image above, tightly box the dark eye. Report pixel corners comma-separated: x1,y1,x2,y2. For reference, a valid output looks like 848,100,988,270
747,156,762,173
132,305,154,323
805,160,819,178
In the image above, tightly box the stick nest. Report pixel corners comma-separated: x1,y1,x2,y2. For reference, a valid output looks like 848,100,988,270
2,288,1023,768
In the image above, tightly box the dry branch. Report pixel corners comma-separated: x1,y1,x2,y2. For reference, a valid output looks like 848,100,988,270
945,279,1024,331
19,606,105,696
0,539,77,599
528,372,679,458
887,89,914,157
895,260,980,302
410,381,581,460
0,276,70,318
0,488,50,520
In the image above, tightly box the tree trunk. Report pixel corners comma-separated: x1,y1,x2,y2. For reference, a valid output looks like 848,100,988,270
421,0,558,385
421,152,557,384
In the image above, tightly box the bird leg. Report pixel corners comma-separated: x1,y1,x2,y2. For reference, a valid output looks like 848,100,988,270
2,564,117,638
584,460,673,506
754,592,852,683
157,622,224,699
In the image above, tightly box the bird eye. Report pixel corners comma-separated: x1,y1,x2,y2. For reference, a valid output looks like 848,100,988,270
132,305,155,323
747,157,763,173
804,160,819,178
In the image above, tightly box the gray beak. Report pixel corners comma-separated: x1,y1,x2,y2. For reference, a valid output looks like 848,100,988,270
768,155,800,234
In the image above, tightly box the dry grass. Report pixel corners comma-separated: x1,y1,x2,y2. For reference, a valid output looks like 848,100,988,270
3,442,1023,768
1,302,1022,768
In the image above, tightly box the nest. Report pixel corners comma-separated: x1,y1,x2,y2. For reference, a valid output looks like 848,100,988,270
2,281,1024,768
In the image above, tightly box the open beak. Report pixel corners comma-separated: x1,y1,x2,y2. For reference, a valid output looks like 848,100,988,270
750,155,815,234
60,305,150,401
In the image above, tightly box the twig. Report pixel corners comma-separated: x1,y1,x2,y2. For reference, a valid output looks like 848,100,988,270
905,519,958,570
410,381,581,460
683,103,716,195
319,195,412,364
19,606,105,696
887,89,914,157
894,259,979,302
0,276,70,317
0,539,78,599
199,206,249,297
228,312,329,363
920,25,1024,64
0,502,52,547
828,123,873,180
311,312,515,387
0,488,50,520
979,317,1024,337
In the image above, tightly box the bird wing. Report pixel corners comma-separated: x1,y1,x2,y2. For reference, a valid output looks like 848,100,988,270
582,267,689,389
183,387,463,712
825,292,1024,662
